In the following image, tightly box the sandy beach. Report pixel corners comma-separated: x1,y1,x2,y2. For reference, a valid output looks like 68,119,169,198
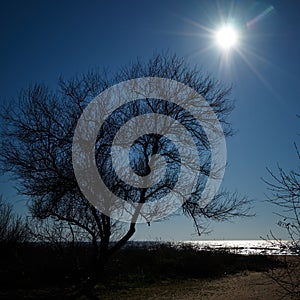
101,271,283,300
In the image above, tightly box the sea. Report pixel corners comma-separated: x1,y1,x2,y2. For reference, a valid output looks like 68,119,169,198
128,240,300,255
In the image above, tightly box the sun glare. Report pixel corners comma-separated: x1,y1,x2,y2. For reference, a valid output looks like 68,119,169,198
216,25,238,49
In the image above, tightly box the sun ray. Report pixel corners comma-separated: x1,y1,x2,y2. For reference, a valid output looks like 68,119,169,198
184,43,217,61
235,48,282,103
240,46,284,72
173,14,216,34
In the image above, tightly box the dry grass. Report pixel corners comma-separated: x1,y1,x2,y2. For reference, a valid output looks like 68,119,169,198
99,272,284,300
0,242,295,299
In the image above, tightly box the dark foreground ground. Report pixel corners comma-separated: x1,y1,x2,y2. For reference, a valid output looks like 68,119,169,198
0,242,296,299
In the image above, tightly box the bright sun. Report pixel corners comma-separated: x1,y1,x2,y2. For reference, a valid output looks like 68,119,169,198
216,25,238,49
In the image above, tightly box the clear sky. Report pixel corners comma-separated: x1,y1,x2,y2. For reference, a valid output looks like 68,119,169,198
0,0,299,241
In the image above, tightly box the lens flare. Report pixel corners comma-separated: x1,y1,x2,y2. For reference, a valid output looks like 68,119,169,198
246,5,275,28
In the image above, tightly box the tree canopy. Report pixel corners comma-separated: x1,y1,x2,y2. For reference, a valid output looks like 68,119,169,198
0,53,252,272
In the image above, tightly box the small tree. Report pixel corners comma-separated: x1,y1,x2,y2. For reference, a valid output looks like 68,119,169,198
0,195,29,245
0,53,251,283
263,143,300,299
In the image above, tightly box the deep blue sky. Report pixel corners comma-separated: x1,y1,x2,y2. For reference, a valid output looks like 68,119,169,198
0,0,299,240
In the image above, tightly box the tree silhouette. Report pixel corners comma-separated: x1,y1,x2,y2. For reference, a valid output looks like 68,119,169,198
0,195,29,246
263,142,300,298
0,53,252,283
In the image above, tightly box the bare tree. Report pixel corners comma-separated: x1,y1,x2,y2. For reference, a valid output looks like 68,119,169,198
0,53,252,283
0,195,29,245
263,142,300,299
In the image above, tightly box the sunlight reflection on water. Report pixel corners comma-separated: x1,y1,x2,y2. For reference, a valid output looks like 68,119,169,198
128,240,299,255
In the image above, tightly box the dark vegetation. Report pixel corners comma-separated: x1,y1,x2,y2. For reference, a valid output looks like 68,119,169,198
0,242,282,300
0,195,29,245
263,140,300,299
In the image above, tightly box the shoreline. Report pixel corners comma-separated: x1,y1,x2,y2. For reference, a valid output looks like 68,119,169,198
1,243,298,299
